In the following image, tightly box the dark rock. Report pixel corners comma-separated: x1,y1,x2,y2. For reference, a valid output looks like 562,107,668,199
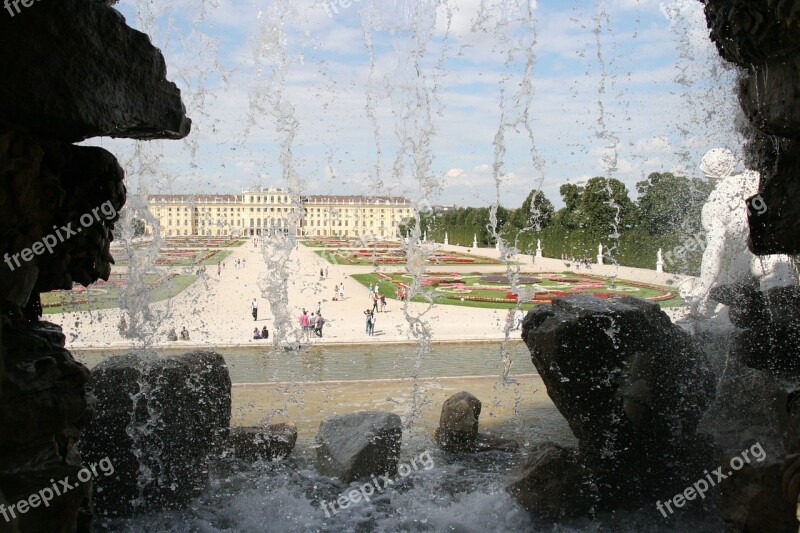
0,320,93,532
434,391,480,452
227,423,298,462
740,57,800,139
507,442,595,520
703,1,800,66
719,451,797,533
747,138,800,255
0,131,126,317
522,295,716,505
710,284,800,375
0,0,190,142
434,391,519,453
81,351,231,517
315,411,402,484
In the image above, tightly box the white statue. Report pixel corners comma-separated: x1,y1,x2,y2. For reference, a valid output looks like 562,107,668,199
473,234,478,249
656,248,664,273
690,148,797,317
444,232,449,246
535,239,543,258
597,243,604,265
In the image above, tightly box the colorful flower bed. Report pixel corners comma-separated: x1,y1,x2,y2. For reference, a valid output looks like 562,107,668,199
326,249,501,266
352,271,679,308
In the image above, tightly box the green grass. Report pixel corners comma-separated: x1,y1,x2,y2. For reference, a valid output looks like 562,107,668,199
202,249,232,265
351,273,682,310
42,274,197,314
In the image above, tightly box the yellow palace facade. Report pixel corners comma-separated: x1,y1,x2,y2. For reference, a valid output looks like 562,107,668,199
146,189,413,238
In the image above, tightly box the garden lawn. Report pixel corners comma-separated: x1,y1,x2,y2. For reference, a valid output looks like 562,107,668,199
41,274,197,314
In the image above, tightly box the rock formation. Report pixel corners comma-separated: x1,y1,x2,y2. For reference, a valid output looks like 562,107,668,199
315,411,402,484
515,295,716,515
81,352,230,518
227,423,298,462
700,4,800,529
434,391,518,453
0,1,190,530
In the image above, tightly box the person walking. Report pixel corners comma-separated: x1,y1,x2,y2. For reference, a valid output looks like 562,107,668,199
364,309,373,335
251,298,259,321
315,314,325,337
338,284,344,300
515,309,525,330
371,291,379,313
299,309,309,341
369,311,376,335
320,268,324,279
325,266,329,279
380,294,386,312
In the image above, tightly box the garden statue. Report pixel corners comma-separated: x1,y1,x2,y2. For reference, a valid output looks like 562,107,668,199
597,244,604,265
656,248,664,273
689,148,797,318
535,239,543,258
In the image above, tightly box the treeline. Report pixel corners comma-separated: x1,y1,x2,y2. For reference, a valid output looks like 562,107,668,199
400,173,714,275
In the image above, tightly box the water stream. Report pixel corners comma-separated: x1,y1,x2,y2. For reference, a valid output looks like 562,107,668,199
74,1,743,530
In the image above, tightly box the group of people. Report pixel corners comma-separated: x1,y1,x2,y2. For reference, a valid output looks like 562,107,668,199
561,254,593,269
332,284,345,301
167,326,191,341
252,325,269,339
298,306,326,339
368,283,387,313
234,258,247,269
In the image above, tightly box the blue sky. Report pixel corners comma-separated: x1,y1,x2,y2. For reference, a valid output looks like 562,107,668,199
90,0,742,209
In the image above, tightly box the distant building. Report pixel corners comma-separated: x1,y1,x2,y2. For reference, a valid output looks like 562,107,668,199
432,204,459,214
146,188,413,238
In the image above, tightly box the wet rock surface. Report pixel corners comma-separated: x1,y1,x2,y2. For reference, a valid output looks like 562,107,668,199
434,391,518,453
0,0,190,142
703,1,800,254
82,352,231,518
0,320,93,532
315,411,402,484
227,423,298,462
507,442,594,520
520,295,716,512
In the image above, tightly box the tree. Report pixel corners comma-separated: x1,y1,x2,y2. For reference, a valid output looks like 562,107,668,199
557,177,636,236
636,172,713,235
512,189,554,230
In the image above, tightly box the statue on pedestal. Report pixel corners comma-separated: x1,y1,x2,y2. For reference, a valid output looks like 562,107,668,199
689,148,797,318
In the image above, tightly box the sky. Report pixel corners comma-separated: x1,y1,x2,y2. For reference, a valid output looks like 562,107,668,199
87,0,743,209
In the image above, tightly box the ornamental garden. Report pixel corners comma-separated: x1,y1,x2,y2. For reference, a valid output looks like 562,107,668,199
316,249,501,266
352,271,680,309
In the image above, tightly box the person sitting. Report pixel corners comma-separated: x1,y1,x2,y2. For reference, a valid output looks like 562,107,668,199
167,328,178,342
180,326,190,340
261,325,269,339
253,327,261,339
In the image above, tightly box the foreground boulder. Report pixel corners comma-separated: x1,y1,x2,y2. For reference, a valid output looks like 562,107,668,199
316,411,402,483
0,321,93,532
434,391,518,453
518,295,716,513
507,442,594,520
227,423,298,462
82,351,231,517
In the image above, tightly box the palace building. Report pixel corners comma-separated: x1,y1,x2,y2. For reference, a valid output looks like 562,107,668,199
146,188,413,238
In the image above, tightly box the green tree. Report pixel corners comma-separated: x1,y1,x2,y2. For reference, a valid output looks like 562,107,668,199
512,189,554,230
636,172,713,235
